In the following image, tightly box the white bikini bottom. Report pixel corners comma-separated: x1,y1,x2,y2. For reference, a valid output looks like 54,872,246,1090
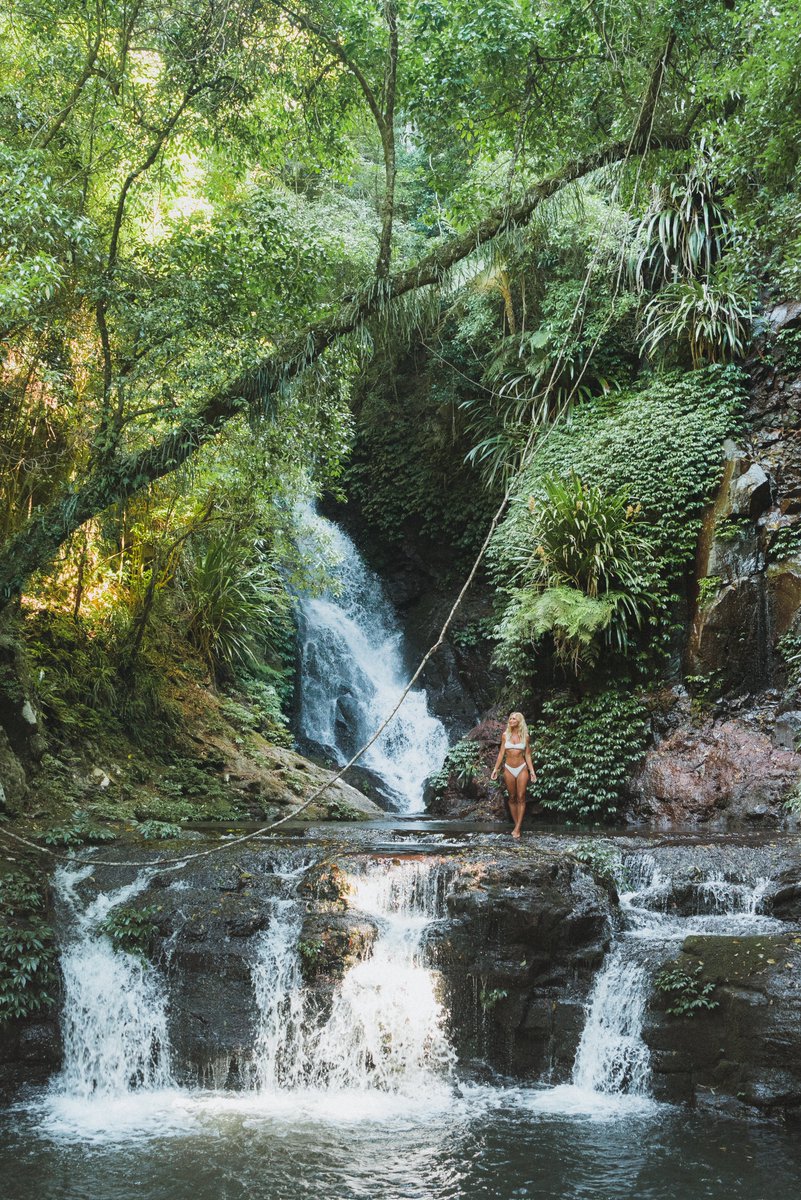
505,762,527,779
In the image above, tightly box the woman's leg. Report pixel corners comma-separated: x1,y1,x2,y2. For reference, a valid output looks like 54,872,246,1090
511,769,529,838
504,768,518,833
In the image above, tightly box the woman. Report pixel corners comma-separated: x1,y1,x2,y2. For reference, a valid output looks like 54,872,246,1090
490,712,536,838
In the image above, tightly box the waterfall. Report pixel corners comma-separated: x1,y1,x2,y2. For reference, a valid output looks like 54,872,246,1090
294,508,449,812
250,900,306,1092
310,861,455,1093
531,853,786,1114
571,951,651,1096
50,866,172,1102
249,859,455,1098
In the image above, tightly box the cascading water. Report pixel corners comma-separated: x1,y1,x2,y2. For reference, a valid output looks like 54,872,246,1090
311,861,455,1093
534,851,787,1113
571,952,651,1096
249,859,455,1101
48,866,172,1110
294,507,449,812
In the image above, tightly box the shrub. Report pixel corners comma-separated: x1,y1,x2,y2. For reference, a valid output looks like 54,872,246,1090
428,738,483,794
0,922,57,1023
41,812,117,847
99,905,159,956
0,866,57,1023
496,472,656,674
135,819,183,840
491,366,746,682
178,533,290,672
641,277,753,368
530,690,649,820
654,963,719,1017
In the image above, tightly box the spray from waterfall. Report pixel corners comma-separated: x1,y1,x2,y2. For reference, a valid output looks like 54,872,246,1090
249,859,455,1097
50,866,172,1101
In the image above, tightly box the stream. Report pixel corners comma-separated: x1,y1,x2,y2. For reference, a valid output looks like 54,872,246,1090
4,837,801,1199
4,517,801,1198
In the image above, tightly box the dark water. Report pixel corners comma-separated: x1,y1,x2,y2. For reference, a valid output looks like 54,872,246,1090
3,1083,800,1200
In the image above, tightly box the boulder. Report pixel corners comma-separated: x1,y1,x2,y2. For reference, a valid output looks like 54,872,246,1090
645,933,801,1119
730,462,771,518
430,847,614,1077
627,705,801,828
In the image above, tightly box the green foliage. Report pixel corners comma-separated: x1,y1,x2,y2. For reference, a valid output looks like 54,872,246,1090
492,367,746,684
774,328,801,374
641,276,753,368
654,963,719,1017
530,691,649,820
569,840,622,887
428,739,483,795
135,820,183,841
497,472,655,674
778,631,801,702
326,798,362,822
633,159,733,287
178,534,290,674
345,355,497,571
0,862,56,1023
41,811,116,847
714,515,750,543
0,869,45,912
783,782,801,816
99,905,159,957
26,611,177,744
697,576,722,606
479,987,508,1012
158,761,234,811
768,525,801,563
0,920,57,1023
297,939,323,965
222,676,294,749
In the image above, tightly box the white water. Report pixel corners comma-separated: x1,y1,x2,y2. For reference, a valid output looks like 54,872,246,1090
249,859,455,1102
572,952,651,1096
35,849,793,1140
532,851,786,1116
48,867,172,1117
294,508,449,812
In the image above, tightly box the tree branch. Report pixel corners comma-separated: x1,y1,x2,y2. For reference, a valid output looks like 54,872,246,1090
0,129,689,604
35,25,103,150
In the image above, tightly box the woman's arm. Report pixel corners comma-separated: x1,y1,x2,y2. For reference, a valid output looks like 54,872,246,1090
526,736,536,782
490,738,505,780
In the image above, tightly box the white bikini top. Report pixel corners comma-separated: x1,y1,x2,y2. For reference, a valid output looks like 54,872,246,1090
505,738,525,750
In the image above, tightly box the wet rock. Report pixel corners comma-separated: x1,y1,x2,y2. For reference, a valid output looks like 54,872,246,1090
645,933,801,1119
768,561,801,637
730,462,771,518
767,300,801,333
690,578,769,692
432,848,614,1078
426,716,512,821
0,1017,61,1095
773,710,801,751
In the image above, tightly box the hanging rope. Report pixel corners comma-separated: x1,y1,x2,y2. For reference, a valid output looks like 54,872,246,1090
0,40,674,876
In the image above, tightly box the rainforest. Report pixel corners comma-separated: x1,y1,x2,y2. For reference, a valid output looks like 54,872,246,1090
2,2,801,1198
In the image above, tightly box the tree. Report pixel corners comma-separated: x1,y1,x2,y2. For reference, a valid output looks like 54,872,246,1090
2,0,745,607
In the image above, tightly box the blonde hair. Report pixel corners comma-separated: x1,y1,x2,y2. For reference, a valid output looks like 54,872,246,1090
505,712,529,742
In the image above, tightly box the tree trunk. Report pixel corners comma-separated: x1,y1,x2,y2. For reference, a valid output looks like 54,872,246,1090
0,130,688,607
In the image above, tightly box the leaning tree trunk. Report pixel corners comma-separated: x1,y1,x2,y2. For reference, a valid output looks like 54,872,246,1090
0,130,687,608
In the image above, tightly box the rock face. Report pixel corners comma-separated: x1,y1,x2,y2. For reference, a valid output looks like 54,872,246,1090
627,693,801,828
431,847,614,1077
646,933,801,1119
426,716,512,821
